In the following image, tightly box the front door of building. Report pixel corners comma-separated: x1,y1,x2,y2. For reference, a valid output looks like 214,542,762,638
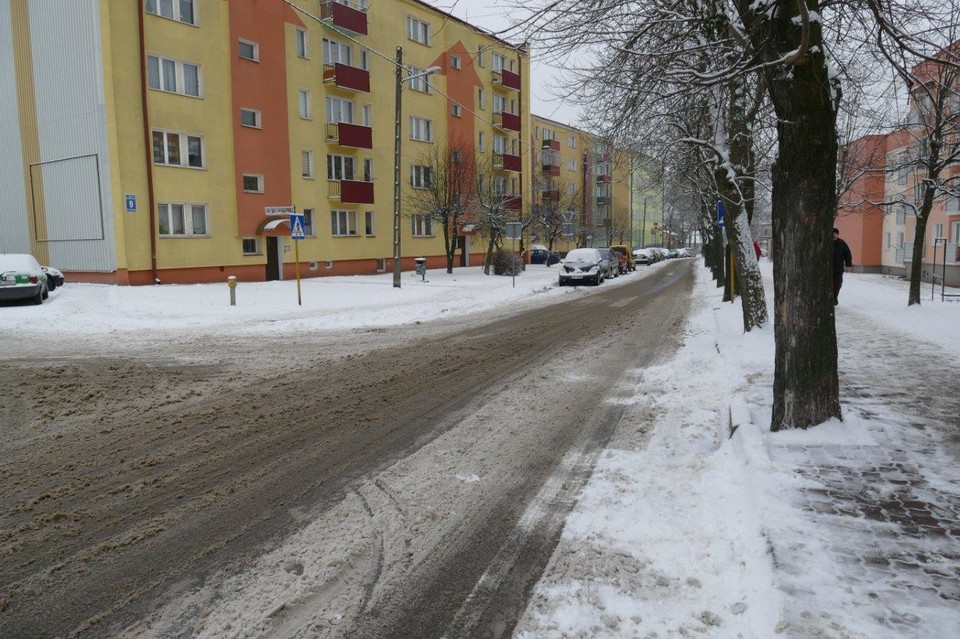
266,237,280,281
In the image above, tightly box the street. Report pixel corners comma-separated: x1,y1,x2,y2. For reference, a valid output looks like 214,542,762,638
0,261,694,638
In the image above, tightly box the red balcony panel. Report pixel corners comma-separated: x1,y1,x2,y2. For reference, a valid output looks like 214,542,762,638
542,190,560,204
337,122,373,148
323,1,368,35
541,164,560,177
597,174,612,184
596,196,611,206
324,63,370,92
505,195,522,211
503,153,522,172
542,139,560,151
498,111,521,132
500,68,521,91
341,179,374,204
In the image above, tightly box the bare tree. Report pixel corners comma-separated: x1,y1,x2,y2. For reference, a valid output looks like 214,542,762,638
530,175,580,256
474,155,515,275
406,139,477,274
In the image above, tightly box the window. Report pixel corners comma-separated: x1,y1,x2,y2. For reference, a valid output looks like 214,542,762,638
407,16,429,45
146,0,196,25
493,94,506,114
493,176,508,195
477,46,485,67
478,131,486,152
298,89,311,119
323,37,351,65
934,223,944,240
491,52,505,72
953,221,960,242
360,50,369,70
238,39,259,62
407,66,433,93
327,154,355,180
303,208,315,236
450,55,461,69
363,158,373,182
326,96,354,123
452,103,462,117
897,231,904,248
885,232,891,248
477,88,485,110
158,202,208,236
568,135,577,148
567,183,576,194
947,196,960,215
451,150,462,163
296,28,308,58
242,237,260,255
152,130,203,168
568,159,577,171
896,205,907,225
411,165,433,188
301,150,314,178
147,55,201,97
242,174,263,192
331,210,358,236
365,211,375,236
409,116,433,142
412,214,433,236
361,104,372,127
493,135,507,154
240,108,261,128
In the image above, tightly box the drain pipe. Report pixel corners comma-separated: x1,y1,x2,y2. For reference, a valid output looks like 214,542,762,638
137,3,160,284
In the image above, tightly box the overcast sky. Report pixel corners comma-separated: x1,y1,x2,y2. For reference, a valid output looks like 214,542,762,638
425,0,582,127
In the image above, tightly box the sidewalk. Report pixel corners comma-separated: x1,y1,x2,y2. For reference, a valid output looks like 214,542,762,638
515,264,960,638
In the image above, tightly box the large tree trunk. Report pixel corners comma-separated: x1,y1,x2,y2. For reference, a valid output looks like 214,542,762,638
740,0,842,430
908,181,936,306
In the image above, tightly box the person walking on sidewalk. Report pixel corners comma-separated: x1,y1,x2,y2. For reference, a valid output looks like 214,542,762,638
833,227,853,305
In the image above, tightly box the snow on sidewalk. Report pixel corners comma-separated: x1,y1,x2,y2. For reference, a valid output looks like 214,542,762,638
516,264,960,638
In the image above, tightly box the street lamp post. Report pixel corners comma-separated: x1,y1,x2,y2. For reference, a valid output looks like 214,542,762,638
392,46,441,288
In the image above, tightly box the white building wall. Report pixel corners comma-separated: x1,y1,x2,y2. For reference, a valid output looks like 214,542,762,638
28,0,116,271
0,0,30,252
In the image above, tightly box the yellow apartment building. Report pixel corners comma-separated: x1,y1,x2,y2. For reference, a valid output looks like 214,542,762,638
0,0,530,284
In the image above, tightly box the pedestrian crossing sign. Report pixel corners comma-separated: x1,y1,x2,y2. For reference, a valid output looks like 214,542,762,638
290,213,306,240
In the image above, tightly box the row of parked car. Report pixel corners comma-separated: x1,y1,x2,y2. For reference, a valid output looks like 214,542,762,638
0,253,64,305
633,247,690,265
557,244,691,286
557,245,637,286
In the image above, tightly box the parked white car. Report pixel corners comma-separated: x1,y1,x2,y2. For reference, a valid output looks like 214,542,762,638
0,253,49,304
558,248,606,286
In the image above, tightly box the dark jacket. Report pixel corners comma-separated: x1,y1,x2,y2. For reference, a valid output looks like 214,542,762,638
833,239,852,274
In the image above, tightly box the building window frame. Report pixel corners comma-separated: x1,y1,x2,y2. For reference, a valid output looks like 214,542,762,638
298,89,312,119
145,0,197,26
406,16,430,45
147,54,201,97
240,107,261,128
296,27,309,59
301,149,315,179
157,201,209,237
238,38,260,62
409,116,433,142
411,165,433,188
365,211,375,236
331,209,358,236
152,129,204,168
242,174,264,193
242,237,261,255
411,214,434,236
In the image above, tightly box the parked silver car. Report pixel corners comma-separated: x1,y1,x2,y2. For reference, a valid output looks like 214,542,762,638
595,248,619,279
0,253,49,304
558,248,606,286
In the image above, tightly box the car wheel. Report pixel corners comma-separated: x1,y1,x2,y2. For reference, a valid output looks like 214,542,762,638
46,276,56,291
33,290,43,304
42,286,49,300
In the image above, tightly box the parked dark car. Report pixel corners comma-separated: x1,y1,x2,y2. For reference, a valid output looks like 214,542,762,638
42,266,64,291
530,244,561,265
595,248,619,279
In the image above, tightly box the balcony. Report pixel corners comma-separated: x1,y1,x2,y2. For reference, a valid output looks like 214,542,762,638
326,122,373,149
493,68,521,92
323,63,370,93
494,152,522,172
494,111,521,132
597,174,611,184
541,190,560,205
320,0,368,36
504,195,522,211
596,196,611,206
541,164,560,177
542,139,560,152
328,179,374,204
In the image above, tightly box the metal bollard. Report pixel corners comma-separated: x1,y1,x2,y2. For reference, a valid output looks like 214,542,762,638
228,275,237,306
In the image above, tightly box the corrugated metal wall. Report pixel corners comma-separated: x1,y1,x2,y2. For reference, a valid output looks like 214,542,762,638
0,0,30,253
29,0,116,271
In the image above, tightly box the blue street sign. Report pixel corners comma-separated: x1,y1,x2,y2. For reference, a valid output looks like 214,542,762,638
125,194,137,212
716,200,725,228
290,213,306,240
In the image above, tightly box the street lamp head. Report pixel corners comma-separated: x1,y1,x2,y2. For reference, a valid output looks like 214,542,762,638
425,66,442,75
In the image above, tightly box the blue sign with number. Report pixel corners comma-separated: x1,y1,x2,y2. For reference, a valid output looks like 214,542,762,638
290,213,306,240
125,194,137,212
716,200,725,228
